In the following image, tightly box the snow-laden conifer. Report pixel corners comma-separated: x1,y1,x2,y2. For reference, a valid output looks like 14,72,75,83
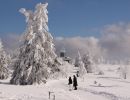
10,3,59,85
75,51,86,77
82,53,93,73
0,39,9,79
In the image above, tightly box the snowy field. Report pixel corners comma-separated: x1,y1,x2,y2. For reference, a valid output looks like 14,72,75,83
0,64,130,100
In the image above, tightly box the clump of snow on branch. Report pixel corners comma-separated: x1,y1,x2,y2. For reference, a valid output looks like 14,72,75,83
10,3,60,85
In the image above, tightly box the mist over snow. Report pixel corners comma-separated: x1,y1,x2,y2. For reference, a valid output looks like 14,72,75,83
1,33,21,54
1,22,130,62
55,36,104,59
55,22,130,62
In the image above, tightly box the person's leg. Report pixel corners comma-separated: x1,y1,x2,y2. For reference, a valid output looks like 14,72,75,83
75,86,77,90
74,86,76,90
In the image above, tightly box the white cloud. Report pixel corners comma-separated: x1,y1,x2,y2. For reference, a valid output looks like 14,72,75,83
55,22,130,62
100,23,130,61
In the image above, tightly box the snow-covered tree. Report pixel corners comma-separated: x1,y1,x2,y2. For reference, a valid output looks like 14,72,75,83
0,40,9,79
10,3,59,85
82,53,93,73
75,51,86,77
118,66,126,79
118,64,130,79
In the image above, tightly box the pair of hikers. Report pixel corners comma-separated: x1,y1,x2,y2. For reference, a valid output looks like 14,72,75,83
68,75,78,90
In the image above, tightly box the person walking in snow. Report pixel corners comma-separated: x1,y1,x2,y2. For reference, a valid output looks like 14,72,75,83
76,71,79,77
68,76,72,91
73,75,78,90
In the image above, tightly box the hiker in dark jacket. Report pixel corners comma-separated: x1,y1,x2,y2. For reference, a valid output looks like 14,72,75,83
73,75,78,90
68,76,72,90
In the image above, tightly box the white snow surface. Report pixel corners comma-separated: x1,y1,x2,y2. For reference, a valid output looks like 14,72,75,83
0,64,130,100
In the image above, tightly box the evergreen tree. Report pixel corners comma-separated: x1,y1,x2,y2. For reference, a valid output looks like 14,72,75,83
10,3,59,85
75,51,86,77
82,53,93,73
0,39,9,79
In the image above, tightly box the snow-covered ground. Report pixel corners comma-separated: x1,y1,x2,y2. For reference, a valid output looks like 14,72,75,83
0,64,130,100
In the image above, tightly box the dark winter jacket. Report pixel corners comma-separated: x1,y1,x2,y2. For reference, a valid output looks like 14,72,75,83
73,75,78,86
68,77,72,85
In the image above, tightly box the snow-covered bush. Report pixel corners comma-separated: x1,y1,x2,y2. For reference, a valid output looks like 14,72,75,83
97,70,104,75
82,54,93,73
118,65,129,79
